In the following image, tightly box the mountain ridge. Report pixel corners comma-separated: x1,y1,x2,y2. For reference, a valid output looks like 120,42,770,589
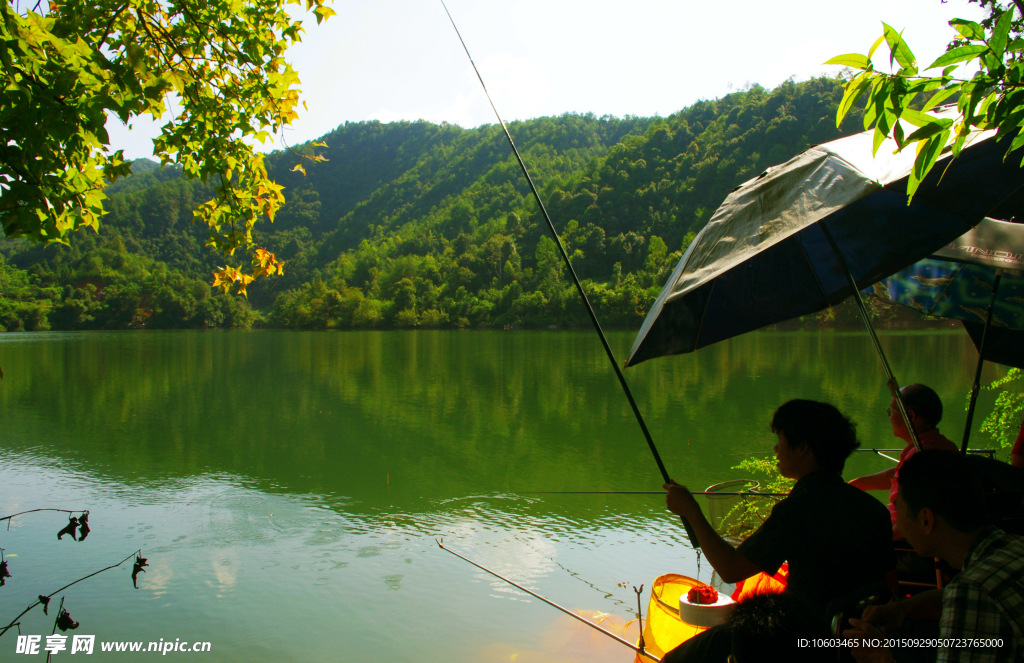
1,76,889,332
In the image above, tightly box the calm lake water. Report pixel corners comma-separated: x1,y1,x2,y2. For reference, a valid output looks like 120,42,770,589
0,330,1006,661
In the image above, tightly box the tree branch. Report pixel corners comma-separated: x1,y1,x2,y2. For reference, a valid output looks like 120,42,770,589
95,3,130,51
0,549,141,640
0,508,87,523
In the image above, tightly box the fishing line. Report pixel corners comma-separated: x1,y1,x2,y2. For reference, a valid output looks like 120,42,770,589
438,0,698,548
512,533,632,610
436,539,660,661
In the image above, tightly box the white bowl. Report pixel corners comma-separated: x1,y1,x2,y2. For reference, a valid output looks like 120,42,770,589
678,592,736,628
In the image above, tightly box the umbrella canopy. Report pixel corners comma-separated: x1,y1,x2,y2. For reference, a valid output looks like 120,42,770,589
872,217,1024,369
963,322,1024,369
870,217,1024,450
626,124,1024,368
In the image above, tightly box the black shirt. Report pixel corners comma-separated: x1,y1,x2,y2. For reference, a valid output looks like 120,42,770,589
736,470,895,610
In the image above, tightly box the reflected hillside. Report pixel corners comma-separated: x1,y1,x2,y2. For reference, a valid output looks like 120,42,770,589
0,330,994,517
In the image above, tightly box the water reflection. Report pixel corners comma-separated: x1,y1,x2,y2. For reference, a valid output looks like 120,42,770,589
0,330,1001,662
0,329,1000,500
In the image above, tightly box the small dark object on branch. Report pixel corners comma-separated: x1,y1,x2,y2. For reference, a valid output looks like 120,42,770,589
56,607,79,631
39,595,51,615
131,555,148,588
57,516,79,541
77,512,90,542
0,559,10,587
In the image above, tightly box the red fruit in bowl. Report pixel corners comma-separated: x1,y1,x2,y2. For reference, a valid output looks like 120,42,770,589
686,585,719,605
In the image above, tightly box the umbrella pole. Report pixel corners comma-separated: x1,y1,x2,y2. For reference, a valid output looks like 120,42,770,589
819,226,922,451
961,269,1004,453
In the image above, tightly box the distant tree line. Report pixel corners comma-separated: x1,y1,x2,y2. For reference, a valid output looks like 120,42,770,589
0,77,869,331
0,243,252,332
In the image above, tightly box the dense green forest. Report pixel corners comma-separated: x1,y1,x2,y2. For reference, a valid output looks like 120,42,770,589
0,77,875,331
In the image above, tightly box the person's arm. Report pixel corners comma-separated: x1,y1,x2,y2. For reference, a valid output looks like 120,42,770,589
849,468,896,491
857,588,943,632
844,590,944,663
664,481,762,583
844,621,894,663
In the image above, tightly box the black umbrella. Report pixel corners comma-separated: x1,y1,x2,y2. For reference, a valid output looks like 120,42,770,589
626,122,1024,450
870,217,1024,451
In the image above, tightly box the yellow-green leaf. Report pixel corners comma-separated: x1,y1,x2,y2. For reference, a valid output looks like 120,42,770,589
836,71,872,128
883,23,916,70
867,35,886,61
927,45,988,70
824,54,871,69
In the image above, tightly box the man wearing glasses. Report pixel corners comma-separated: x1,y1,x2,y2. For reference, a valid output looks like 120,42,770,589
849,384,958,539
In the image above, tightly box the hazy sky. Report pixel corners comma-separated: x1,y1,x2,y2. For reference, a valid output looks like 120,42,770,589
106,0,987,159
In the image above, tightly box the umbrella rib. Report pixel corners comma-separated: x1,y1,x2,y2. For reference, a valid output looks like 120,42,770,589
796,231,833,309
693,279,717,349
978,182,1024,223
927,263,966,316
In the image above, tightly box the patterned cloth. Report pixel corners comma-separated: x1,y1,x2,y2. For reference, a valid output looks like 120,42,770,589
937,527,1024,663
871,258,1024,331
889,429,959,537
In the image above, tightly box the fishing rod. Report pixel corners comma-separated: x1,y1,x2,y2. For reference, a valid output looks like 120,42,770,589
859,448,994,463
436,539,660,662
438,1,699,549
522,490,788,497
735,448,998,457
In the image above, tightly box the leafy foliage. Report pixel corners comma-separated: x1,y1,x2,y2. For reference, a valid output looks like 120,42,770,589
720,457,792,541
2,77,874,330
0,241,254,330
0,0,333,291
828,6,1024,198
978,367,1024,447
262,78,861,329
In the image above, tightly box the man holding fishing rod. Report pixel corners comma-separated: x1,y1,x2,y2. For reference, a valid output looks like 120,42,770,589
662,399,895,663
849,384,958,539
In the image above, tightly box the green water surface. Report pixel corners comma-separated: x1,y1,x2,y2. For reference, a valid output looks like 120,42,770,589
0,330,1003,661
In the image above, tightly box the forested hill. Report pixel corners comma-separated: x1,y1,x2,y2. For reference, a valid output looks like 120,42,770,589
0,77,864,331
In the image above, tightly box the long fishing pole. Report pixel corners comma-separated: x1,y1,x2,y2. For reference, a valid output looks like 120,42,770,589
522,490,788,497
735,448,996,456
439,1,699,549
436,539,660,661
732,449,900,463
